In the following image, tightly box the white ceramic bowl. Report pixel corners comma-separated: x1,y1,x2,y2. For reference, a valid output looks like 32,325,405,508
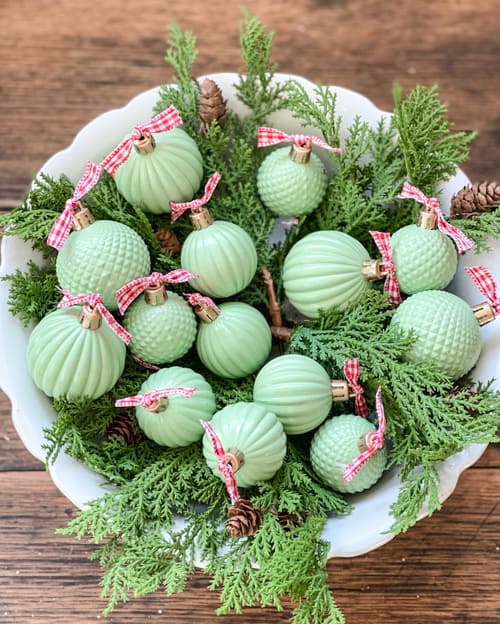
0,73,495,558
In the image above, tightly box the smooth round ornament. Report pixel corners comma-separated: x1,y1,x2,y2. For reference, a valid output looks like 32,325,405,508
282,230,371,319
181,220,258,298
56,220,151,311
256,147,327,216
253,354,332,434
310,414,387,494
135,366,216,447
390,290,482,380
196,302,272,378
27,306,126,400
123,290,197,365
391,224,458,294
202,401,287,487
113,128,204,214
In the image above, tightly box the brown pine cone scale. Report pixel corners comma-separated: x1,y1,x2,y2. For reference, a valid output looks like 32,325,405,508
225,498,263,537
106,412,143,446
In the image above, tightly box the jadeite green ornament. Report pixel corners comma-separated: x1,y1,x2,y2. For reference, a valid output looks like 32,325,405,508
113,128,204,215
253,354,332,435
282,230,371,319
310,415,387,494
390,290,482,380
56,219,151,311
135,366,216,447
27,305,126,400
195,301,272,378
202,401,287,487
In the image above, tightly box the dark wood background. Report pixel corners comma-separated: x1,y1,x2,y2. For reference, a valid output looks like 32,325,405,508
1,0,499,622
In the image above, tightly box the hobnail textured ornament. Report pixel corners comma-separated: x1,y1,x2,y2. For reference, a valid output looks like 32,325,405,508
310,414,387,494
390,290,482,379
282,230,371,318
202,401,287,487
134,366,216,447
56,220,151,311
253,354,332,434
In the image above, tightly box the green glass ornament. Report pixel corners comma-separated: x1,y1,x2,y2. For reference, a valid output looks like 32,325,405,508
390,290,482,379
202,401,287,487
27,304,126,400
310,414,387,494
194,299,272,379
282,230,371,319
135,366,216,447
253,354,333,434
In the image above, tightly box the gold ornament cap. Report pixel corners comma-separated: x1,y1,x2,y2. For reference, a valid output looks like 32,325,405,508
289,139,312,164
362,259,388,281
224,447,245,472
195,301,221,323
78,303,102,330
72,202,95,231
144,282,167,306
189,207,214,230
331,379,355,402
358,431,377,453
143,393,169,413
472,301,496,326
133,131,156,155
417,209,438,229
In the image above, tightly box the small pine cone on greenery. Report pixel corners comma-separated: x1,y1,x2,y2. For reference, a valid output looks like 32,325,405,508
106,412,143,446
444,384,478,417
199,78,227,136
276,509,306,532
225,498,263,537
156,228,181,257
450,181,500,219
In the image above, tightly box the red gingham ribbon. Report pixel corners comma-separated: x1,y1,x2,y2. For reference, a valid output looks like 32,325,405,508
200,420,240,504
169,171,221,223
369,231,402,306
101,106,182,176
343,385,386,482
398,182,474,254
115,386,197,409
116,269,198,315
257,127,342,153
343,358,369,417
57,290,131,344
186,292,221,314
47,161,102,250
464,265,500,315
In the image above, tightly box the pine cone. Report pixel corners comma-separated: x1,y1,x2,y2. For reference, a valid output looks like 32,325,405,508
225,498,263,537
156,228,181,257
199,78,227,136
106,412,143,446
444,384,477,417
276,509,304,531
450,181,500,219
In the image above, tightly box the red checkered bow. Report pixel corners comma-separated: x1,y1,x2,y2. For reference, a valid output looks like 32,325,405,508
200,419,240,504
47,161,102,250
464,265,500,315
101,105,182,176
115,386,197,409
116,269,198,315
185,292,221,314
257,127,343,153
369,231,402,306
343,358,369,417
169,171,221,223
343,385,386,483
57,290,131,344
398,181,474,254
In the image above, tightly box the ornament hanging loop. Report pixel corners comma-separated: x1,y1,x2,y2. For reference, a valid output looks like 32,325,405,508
133,131,156,155
186,293,221,323
224,447,245,472
289,138,312,164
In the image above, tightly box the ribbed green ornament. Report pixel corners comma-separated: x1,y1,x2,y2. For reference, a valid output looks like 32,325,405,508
253,354,332,434
56,220,151,311
282,230,371,319
390,290,482,379
310,414,387,494
202,401,287,487
27,306,126,400
135,366,216,447
113,128,204,214
196,302,272,378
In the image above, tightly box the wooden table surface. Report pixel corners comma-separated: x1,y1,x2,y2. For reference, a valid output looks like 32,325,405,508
1,1,499,622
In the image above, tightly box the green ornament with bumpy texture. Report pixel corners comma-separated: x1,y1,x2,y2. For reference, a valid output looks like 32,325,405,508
310,414,387,494
202,401,287,488
194,300,272,379
253,354,332,435
27,305,126,400
113,128,204,215
135,366,216,447
123,286,197,365
390,290,482,380
56,219,151,311
282,230,371,319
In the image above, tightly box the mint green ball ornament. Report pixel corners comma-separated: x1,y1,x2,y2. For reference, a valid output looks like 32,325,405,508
253,354,332,434
390,290,482,380
282,230,371,319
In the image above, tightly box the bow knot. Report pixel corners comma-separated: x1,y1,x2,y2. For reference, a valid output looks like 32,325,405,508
464,265,500,315
200,420,240,504
169,171,221,223
257,127,342,153
343,358,369,417
369,231,402,306
115,387,197,409
186,292,221,314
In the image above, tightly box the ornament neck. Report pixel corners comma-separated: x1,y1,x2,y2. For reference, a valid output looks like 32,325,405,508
133,131,156,155
472,301,496,326
358,431,377,453
224,447,245,472
143,392,169,413
362,259,389,281
331,379,356,402
189,206,214,230
289,139,312,164
417,209,438,230
144,282,167,306
72,202,95,231
78,303,102,330
195,301,221,323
